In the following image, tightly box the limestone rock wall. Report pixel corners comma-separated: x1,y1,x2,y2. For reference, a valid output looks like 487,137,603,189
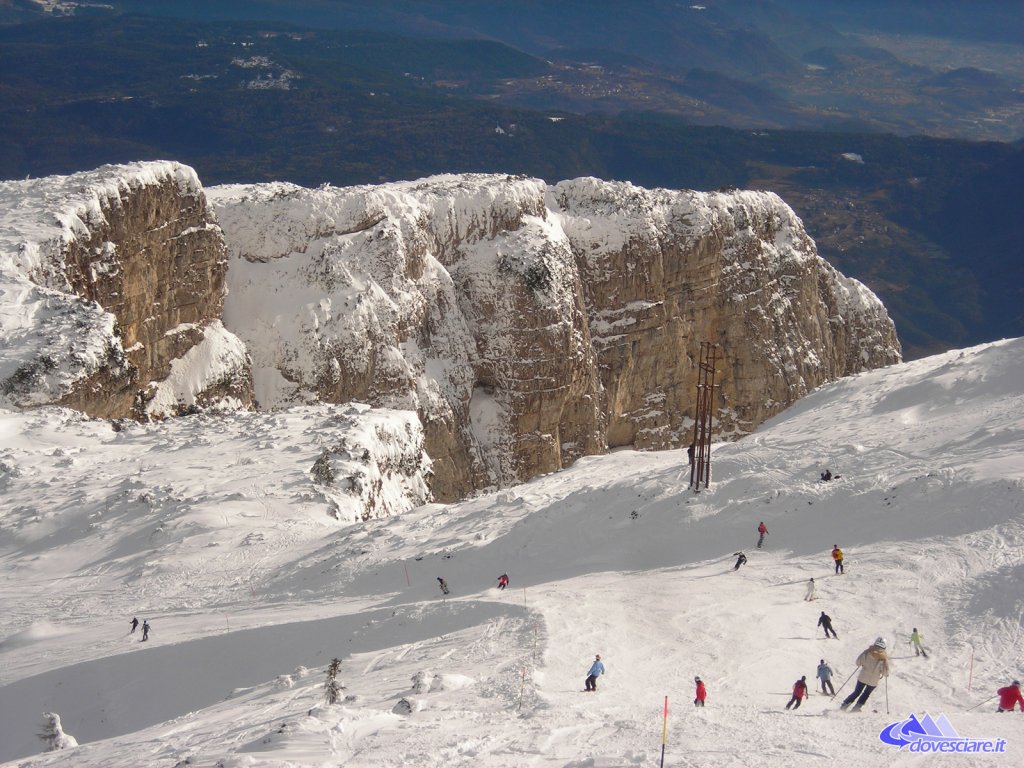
0,164,900,504
0,162,253,417
555,179,901,443
211,174,901,501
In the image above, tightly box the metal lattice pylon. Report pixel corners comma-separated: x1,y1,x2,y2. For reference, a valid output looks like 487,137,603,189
689,342,720,491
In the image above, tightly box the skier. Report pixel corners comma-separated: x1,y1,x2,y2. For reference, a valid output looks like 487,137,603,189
840,637,890,712
497,573,509,590
821,469,832,482
816,659,835,695
141,620,150,642
757,522,768,549
130,616,139,634
733,552,747,570
831,545,844,574
818,611,838,639
804,578,817,601
584,654,605,692
694,676,706,707
997,680,1024,712
909,627,928,658
437,577,449,595
786,676,809,709
687,443,695,466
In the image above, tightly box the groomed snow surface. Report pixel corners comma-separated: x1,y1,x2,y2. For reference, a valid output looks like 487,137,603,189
2,338,1023,767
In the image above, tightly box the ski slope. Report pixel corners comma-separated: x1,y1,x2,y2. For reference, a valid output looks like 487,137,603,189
1,338,1023,767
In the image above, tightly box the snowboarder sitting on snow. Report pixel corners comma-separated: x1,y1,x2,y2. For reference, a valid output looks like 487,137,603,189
818,611,838,639
786,676,809,709
733,552,747,570
821,469,832,482
757,521,768,549
831,545,844,574
437,577,449,595
997,680,1024,712
909,627,928,658
130,616,139,634
694,676,706,707
804,578,817,601
497,573,509,590
816,659,835,695
840,637,890,712
585,654,605,692
141,620,150,642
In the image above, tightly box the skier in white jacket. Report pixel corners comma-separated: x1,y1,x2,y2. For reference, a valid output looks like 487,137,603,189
804,578,817,601
840,638,890,712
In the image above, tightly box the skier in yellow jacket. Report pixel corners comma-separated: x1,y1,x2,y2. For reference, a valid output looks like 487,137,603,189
909,628,928,658
831,545,844,574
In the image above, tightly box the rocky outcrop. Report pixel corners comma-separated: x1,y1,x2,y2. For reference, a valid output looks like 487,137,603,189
308,404,432,521
0,162,253,417
210,174,901,500
0,163,900,502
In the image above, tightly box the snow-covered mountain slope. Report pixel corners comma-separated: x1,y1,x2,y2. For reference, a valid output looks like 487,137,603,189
1,337,1021,767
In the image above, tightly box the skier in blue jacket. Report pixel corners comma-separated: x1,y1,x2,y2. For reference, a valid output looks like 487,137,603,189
816,659,835,695
585,654,605,691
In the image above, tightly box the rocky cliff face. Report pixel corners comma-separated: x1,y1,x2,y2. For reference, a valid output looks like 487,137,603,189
210,174,901,500
555,178,901,444
0,163,901,504
0,162,253,418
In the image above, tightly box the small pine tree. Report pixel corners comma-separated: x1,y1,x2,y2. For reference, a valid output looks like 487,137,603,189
324,658,343,704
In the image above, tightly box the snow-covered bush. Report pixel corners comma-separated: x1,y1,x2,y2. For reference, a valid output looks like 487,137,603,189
39,712,77,752
274,674,294,690
411,670,428,694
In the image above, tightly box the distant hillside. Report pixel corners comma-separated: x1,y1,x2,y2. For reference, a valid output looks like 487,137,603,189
0,12,1022,358
777,0,1024,45
5,0,1023,141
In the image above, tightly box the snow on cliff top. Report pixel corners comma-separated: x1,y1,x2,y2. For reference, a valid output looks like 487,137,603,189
1,336,1022,767
208,173,549,263
0,162,201,277
209,173,812,268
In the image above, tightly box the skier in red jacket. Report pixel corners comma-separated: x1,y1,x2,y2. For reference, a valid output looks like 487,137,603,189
786,676,809,710
694,676,706,707
757,522,768,549
997,681,1024,712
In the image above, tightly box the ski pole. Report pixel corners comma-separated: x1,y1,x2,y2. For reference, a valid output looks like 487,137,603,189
885,676,889,714
832,667,859,700
968,647,974,692
966,694,999,712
